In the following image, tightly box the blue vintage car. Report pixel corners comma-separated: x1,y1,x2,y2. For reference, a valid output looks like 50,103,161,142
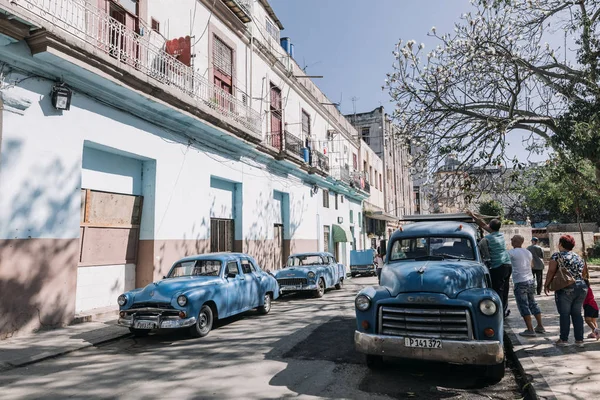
354,214,505,382
117,253,279,337
274,252,345,297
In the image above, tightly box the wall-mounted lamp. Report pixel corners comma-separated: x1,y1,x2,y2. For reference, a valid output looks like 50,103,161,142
51,83,72,111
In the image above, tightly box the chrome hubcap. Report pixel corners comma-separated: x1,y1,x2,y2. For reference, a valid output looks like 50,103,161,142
264,295,271,310
199,313,208,329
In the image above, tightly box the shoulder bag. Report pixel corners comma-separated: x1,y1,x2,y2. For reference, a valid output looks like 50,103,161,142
548,253,576,291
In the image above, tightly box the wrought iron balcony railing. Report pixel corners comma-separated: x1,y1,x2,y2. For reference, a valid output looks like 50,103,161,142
311,150,330,174
351,171,370,193
284,131,303,159
331,166,351,184
264,132,283,152
19,0,261,135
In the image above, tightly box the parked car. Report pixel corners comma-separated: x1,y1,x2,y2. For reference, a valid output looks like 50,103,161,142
274,252,345,297
117,253,279,337
349,249,376,277
354,214,505,382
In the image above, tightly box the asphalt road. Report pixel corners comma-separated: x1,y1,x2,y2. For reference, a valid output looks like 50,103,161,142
0,276,522,399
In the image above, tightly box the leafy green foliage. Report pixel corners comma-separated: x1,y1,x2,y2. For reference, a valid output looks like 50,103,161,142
518,160,600,223
478,200,504,219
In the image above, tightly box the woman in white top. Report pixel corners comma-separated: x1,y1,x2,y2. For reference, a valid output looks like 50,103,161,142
509,235,545,337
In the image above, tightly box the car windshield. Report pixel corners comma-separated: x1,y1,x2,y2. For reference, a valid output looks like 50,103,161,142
168,260,222,277
389,237,475,261
287,255,324,266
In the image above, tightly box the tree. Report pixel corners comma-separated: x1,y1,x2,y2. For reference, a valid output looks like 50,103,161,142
387,0,600,192
478,200,505,219
518,159,600,223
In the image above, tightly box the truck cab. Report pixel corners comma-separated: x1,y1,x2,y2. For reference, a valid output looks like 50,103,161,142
353,214,505,382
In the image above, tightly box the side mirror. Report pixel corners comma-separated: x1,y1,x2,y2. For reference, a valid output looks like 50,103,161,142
266,269,272,274
162,275,167,279
227,273,237,279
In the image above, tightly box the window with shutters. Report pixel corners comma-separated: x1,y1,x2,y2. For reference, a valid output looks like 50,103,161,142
213,35,233,94
353,153,358,170
302,110,311,138
151,18,160,33
323,189,329,208
323,226,330,253
270,83,283,149
335,193,338,210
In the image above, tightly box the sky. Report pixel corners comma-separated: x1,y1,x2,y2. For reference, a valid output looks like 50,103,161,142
269,0,548,163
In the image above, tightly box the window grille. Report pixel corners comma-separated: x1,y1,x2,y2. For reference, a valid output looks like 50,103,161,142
213,36,233,77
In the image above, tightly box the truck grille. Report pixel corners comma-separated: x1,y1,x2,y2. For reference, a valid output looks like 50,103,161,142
130,302,174,310
277,278,307,286
379,306,472,340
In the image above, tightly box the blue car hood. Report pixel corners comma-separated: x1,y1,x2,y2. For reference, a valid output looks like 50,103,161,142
381,260,487,299
275,267,318,278
134,276,221,303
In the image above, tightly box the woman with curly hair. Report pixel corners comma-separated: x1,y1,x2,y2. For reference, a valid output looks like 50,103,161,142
544,235,589,347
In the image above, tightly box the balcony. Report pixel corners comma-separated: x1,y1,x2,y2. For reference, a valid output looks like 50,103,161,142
17,0,261,135
331,166,351,184
311,150,329,174
351,171,371,194
222,0,253,23
284,131,304,160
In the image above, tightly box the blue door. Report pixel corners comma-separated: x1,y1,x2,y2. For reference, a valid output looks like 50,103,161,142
240,258,260,309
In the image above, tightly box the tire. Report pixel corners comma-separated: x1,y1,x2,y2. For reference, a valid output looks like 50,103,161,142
335,278,343,290
366,354,384,369
314,278,325,298
484,361,505,383
128,327,150,337
189,305,214,338
258,292,272,314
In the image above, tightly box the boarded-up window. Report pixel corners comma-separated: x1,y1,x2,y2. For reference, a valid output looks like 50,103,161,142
210,218,234,252
79,189,143,266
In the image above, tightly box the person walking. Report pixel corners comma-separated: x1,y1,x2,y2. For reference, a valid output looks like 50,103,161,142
509,235,545,337
583,279,599,340
527,237,545,295
544,235,588,347
374,252,384,284
467,211,512,317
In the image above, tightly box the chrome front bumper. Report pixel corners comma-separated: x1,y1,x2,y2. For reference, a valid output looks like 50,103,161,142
279,284,317,292
117,310,197,330
354,331,504,366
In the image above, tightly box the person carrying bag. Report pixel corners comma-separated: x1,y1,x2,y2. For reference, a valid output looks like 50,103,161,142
544,235,588,347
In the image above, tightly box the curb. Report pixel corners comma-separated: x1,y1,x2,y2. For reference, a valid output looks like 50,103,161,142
0,331,131,372
504,330,538,400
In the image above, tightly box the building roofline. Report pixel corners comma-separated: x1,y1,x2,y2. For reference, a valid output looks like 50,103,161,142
259,0,284,30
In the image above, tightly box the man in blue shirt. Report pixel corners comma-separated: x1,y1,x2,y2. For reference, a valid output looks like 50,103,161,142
468,211,513,317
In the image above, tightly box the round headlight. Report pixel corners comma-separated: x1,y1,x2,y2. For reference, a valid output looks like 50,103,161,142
117,294,127,306
355,294,371,311
479,299,498,316
177,295,188,307
307,271,315,279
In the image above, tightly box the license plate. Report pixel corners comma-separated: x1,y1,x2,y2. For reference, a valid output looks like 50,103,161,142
404,337,442,349
282,285,301,290
134,320,157,330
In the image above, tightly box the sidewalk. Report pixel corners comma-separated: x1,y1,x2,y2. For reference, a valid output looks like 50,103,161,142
0,317,128,372
505,270,600,400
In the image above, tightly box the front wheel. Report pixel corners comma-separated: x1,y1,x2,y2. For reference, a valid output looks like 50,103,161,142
483,361,505,383
258,293,272,314
314,278,325,298
189,305,214,338
366,354,384,369
335,278,343,290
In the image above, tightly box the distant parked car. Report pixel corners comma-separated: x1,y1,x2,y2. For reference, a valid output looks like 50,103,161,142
274,252,345,297
117,253,279,337
350,249,376,277
354,214,505,382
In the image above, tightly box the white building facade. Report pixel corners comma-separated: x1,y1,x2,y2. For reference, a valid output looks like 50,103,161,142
0,0,371,338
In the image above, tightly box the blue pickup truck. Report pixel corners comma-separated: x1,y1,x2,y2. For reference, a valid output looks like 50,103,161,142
354,214,505,382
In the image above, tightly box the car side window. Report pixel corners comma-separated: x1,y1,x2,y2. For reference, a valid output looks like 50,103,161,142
226,262,239,277
241,259,253,274
328,256,335,264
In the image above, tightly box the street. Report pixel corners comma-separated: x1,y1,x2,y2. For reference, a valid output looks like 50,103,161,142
0,276,521,400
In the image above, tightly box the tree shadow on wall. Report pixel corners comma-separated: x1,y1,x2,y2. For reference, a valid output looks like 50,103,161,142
0,142,81,339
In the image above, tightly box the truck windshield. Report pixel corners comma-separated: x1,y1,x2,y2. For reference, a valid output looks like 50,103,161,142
287,255,324,266
389,237,475,261
168,260,222,277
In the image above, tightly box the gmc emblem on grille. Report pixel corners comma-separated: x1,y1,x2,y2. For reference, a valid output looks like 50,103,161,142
407,296,437,303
